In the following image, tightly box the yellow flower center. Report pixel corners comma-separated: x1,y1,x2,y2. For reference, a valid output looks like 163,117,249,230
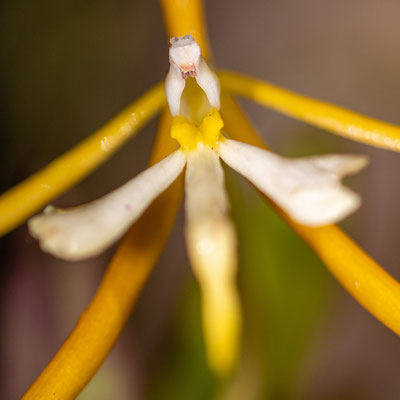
170,107,224,150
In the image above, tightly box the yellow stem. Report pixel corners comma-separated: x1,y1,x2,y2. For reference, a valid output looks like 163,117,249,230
221,92,400,336
159,0,212,59
22,109,184,399
220,70,400,152
297,224,400,334
0,83,166,237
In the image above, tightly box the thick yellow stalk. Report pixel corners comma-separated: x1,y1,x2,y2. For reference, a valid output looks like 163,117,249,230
159,0,212,59
221,92,400,336
0,83,166,237
296,224,400,334
220,70,400,152
22,110,184,399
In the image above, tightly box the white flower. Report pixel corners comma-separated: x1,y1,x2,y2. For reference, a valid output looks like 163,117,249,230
28,35,367,375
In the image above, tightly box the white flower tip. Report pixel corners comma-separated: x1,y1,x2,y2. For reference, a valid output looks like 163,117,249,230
287,153,368,226
313,153,369,176
288,184,362,226
28,208,90,261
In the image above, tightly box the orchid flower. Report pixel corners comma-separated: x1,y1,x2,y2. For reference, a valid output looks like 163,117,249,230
26,34,369,374
1,0,399,397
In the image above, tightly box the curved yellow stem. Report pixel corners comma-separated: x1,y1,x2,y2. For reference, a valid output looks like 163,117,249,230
221,91,400,336
22,109,184,399
0,83,166,237
297,224,400,335
220,70,400,152
159,0,212,59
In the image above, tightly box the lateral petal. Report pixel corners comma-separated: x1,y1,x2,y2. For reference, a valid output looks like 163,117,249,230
28,150,186,261
195,58,220,110
218,139,368,226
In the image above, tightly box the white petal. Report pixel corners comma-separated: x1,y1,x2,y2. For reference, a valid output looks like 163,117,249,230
165,65,186,117
28,150,186,261
218,139,368,226
184,144,240,375
195,58,220,110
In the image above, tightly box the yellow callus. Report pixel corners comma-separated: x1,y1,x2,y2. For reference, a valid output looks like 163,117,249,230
170,107,223,150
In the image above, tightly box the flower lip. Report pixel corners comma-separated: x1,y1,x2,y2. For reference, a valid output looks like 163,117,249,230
184,144,240,375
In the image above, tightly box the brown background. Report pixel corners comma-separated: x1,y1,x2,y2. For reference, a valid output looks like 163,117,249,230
0,1,399,399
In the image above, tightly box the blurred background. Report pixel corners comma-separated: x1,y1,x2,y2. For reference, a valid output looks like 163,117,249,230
1,0,400,399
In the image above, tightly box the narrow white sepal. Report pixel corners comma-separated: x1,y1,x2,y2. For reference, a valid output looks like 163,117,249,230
218,139,368,226
195,57,220,110
184,144,240,375
28,150,186,261
165,64,186,117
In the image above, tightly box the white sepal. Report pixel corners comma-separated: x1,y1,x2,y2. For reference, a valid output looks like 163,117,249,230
165,64,186,117
218,139,368,226
195,57,220,111
28,150,186,261
184,144,240,376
